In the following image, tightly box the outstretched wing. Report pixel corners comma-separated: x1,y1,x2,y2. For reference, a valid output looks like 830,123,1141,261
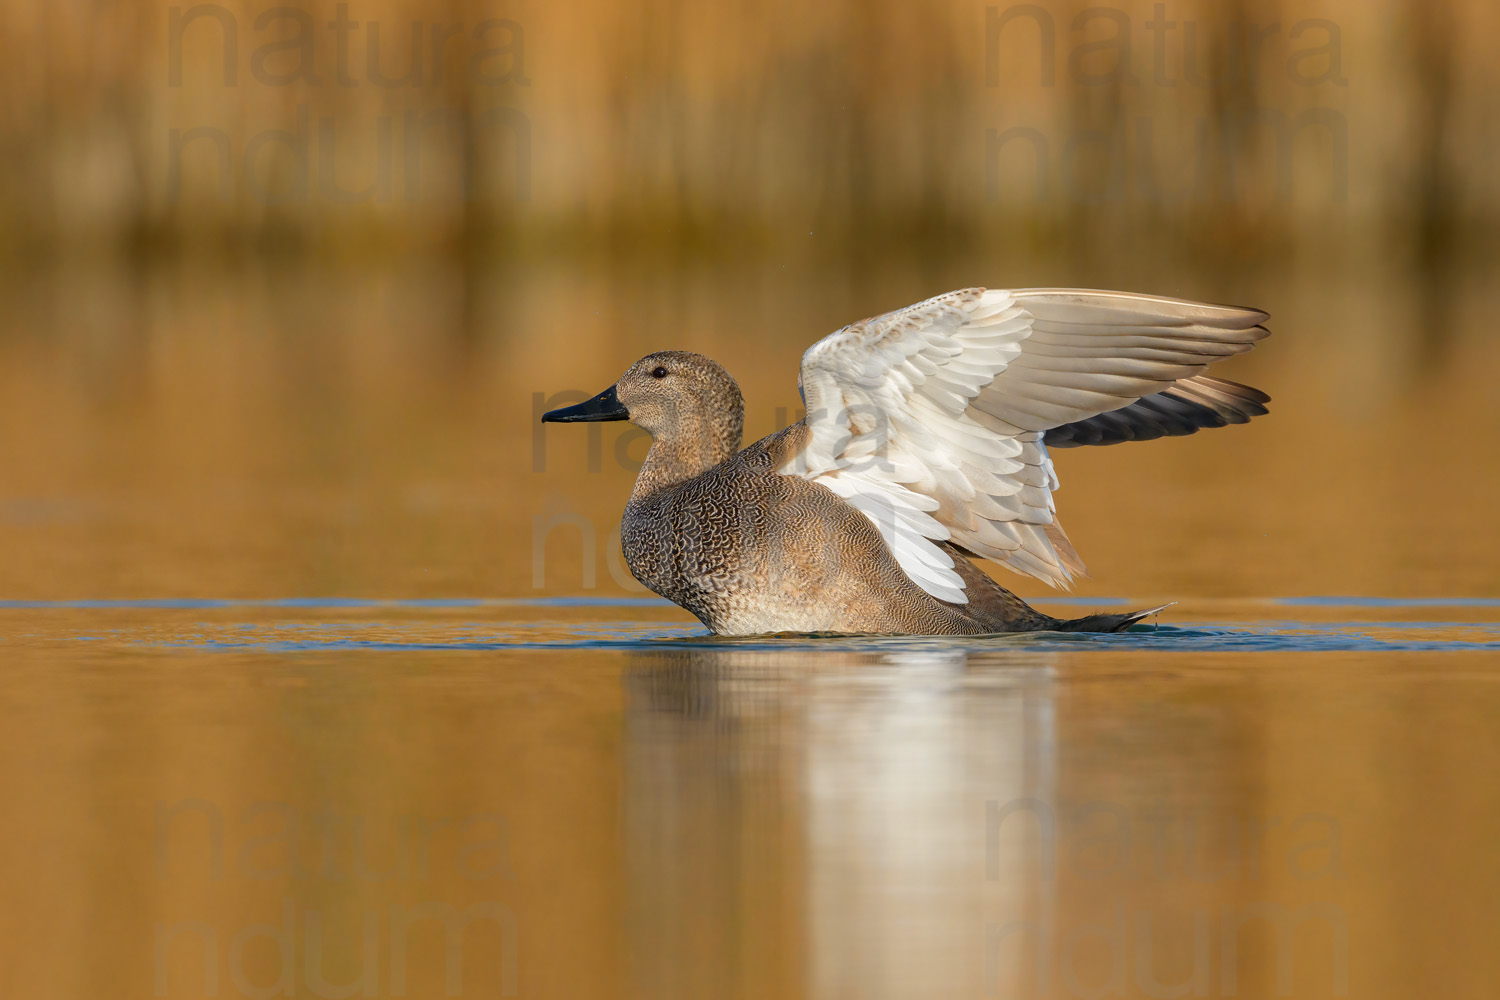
1044,376,1270,448
782,288,1269,602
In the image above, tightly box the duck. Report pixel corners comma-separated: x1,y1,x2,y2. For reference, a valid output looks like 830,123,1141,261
542,287,1269,636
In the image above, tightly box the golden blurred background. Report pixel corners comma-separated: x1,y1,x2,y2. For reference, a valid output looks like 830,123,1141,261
2,4,1499,1000
0,0,1495,261
0,0,1496,601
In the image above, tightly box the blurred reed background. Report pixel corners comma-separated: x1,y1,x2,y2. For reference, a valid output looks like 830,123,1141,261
0,0,1497,602
0,0,1495,264
4,10,1500,1000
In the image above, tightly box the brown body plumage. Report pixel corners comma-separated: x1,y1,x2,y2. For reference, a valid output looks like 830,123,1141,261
551,353,1167,634
627,418,1157,634
542,289,1270,636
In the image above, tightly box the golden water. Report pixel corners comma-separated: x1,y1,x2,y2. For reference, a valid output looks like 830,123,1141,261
1,256,1497,999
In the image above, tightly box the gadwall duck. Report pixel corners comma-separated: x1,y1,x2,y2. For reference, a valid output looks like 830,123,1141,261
543,288,1269,636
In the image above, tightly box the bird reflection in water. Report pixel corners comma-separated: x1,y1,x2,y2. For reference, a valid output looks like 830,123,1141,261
618,643,1059,998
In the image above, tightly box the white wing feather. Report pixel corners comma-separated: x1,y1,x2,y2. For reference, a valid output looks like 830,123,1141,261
782,288,1268,602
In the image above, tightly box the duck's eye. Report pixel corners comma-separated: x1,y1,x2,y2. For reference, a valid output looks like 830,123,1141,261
651,366,668,378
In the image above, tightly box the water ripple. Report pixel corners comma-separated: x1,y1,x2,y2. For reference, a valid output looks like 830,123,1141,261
128,622,1500,654
5,596,1498,654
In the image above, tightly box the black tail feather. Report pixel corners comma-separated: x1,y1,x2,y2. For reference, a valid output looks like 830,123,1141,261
1050,603,1174,633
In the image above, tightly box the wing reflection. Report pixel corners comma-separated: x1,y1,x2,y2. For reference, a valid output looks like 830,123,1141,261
619,643,1061,998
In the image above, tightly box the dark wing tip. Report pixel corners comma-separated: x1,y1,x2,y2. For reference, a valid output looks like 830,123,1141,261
1044,375,1271,449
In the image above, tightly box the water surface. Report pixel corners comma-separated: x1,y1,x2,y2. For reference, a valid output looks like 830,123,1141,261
1,260,1497,999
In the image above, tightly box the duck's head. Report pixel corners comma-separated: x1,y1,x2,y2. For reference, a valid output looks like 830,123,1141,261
541,351,743,442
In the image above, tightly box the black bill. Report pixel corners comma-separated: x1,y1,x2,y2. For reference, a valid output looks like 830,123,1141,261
541,385,629,422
